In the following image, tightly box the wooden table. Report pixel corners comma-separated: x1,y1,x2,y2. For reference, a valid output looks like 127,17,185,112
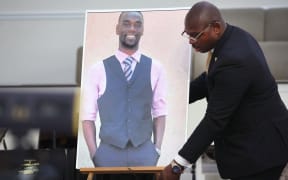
80,166,164,180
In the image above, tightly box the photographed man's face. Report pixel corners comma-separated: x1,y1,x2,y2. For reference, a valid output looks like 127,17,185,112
116,12,144,50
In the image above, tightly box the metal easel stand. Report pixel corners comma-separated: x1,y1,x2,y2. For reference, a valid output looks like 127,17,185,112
0,128,8,150
191,163,196,180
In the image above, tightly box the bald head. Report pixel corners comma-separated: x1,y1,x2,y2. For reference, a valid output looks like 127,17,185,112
183,1,226,52
185,1,224,29
118,11,143,23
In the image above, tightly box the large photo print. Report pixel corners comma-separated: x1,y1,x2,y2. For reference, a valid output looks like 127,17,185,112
76,8,191,168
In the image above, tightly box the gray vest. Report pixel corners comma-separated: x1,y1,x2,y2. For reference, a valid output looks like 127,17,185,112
97,55,153,148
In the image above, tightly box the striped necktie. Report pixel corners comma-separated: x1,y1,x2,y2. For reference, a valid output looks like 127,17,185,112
123,56,133,81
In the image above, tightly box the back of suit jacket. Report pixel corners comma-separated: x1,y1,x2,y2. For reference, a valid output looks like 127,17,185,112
181,24,288,179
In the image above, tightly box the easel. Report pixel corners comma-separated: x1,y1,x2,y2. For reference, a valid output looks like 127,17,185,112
80,166,164,180
0,128,8,150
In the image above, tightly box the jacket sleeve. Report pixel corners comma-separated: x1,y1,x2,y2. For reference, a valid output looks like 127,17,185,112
180,58,251,163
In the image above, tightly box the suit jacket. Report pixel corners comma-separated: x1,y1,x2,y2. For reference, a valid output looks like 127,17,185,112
179,24,288,178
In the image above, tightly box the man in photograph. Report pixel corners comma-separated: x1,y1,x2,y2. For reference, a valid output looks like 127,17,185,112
81,11,167,179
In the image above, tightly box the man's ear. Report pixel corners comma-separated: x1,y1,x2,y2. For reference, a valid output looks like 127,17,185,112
212,22,221,34
212,22,222,38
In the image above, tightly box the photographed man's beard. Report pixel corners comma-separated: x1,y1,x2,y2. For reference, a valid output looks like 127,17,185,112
120,35,140,49
121,39,139,49
121,42,138,49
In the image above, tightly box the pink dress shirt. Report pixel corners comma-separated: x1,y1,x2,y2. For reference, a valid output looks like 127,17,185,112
81,50,167,121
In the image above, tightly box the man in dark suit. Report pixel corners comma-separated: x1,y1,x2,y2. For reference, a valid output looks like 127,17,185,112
160,1,288,180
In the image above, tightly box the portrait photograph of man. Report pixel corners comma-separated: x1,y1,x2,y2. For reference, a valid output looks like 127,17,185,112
76,8,191,169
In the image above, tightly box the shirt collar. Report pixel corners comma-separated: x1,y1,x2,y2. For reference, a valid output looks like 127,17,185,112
115,50,141,64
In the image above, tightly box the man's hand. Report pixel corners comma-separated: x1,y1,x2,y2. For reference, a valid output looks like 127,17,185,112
158,164,181,180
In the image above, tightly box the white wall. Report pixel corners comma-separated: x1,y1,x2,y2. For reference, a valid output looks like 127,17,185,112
1,0,288,12
1,0,288,85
